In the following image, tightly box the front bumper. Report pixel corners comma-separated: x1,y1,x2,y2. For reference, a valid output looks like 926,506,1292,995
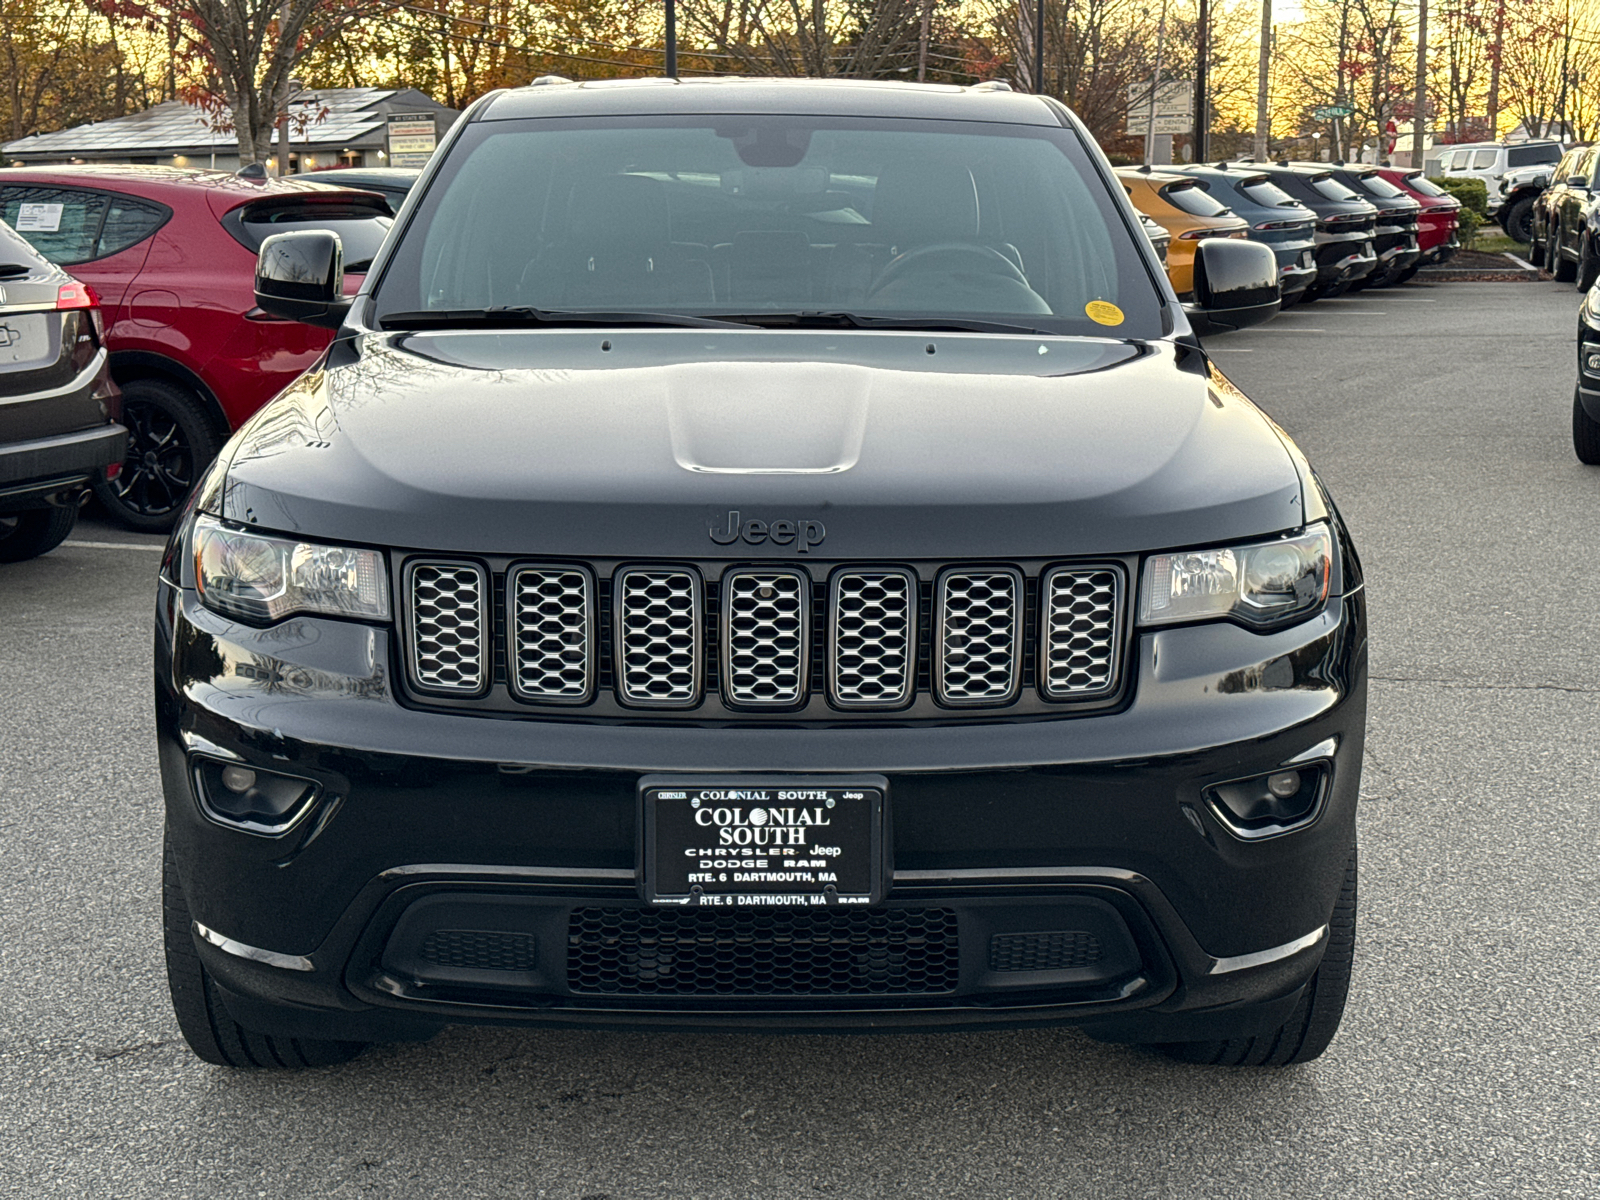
157,579,1367,1044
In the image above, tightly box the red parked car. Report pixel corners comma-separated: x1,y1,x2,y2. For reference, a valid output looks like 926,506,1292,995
1376,168,1461,269
0,165,392,528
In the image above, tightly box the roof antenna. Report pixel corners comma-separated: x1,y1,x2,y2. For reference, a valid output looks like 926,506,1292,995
236,162,267,181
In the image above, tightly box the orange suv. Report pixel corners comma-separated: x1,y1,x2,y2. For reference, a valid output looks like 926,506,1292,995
1116,167,1250,296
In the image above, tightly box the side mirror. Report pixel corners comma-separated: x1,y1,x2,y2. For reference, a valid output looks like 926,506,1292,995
1184,238,1280,336
255,230,349,329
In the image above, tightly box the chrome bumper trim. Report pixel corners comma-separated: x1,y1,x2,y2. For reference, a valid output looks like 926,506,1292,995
1208,925,1327,975
193,921,315,972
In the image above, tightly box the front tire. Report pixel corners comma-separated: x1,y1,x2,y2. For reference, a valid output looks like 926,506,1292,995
1553,233,1578,282
164,829,367,1069
1578,237,1599,291
1574,388,1600,465
0,505,77,562
1160,845,1357,1066
1504,196,1536,245
92,378,224,532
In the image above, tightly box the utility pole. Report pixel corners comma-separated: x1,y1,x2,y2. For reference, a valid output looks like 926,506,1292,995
1254,0,1271,161
1194,0,1209,162
1486,0,1505,140
665,0,678,78
1034,0,1046,94
917,0,933,81
1412,0,1427,169
1145,0,1170,169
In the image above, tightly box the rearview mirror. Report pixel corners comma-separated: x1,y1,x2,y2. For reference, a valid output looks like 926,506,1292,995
255,230,349,329
1184,238,1280,337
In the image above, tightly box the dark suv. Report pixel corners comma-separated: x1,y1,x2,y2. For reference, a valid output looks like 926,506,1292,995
156,79,1366,1071
1252,163,1379,300
0,220,122,560
1170,164,1318,303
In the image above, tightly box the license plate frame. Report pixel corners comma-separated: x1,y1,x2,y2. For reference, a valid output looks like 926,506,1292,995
639,774,887,909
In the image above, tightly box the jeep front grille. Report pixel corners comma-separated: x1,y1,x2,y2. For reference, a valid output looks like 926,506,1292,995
406,562,488,694
616,568,702,706
1040,567,1122,699
722,568,808,706
935,569,1022,705
509,566,594,702
830,569,915,708
402,559,1126,717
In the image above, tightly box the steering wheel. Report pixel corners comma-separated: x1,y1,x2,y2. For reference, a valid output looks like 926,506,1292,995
868,242,1029,297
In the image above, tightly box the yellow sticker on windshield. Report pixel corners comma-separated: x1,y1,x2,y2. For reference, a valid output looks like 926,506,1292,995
1085,301,1125,326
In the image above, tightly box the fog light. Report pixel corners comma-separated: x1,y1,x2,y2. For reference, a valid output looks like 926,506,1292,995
1204,765,1326,839
220,765,257,793
193,758,317,835
1586,352,1600,374
1266,771,1301,799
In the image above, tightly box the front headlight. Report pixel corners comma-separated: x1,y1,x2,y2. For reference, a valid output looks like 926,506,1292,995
1139,523,1332,628
194,514,389,624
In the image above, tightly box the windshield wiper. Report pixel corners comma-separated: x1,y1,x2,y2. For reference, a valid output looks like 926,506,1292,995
378,306,752,331
721,311,1059,336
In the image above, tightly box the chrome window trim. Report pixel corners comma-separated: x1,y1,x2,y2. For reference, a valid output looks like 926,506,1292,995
403,558,491,698
613,565,704,708
506,562,596,705
719,565,812,708
933,565,1023,707
827,566,917,710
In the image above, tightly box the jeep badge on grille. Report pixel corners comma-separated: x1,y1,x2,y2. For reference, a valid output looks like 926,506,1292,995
709,510,826,553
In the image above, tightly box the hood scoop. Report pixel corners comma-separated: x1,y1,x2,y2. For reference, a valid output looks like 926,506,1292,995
667,362,869,474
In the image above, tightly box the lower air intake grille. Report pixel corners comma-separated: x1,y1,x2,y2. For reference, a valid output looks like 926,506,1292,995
417,929,538,972
567,907,960,996
407,562,487,694
1040,567,1122,698
988,930,1104,973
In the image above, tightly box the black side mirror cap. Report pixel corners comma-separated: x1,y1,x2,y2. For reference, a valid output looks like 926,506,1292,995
255,230,351,330
1183,238,1280,336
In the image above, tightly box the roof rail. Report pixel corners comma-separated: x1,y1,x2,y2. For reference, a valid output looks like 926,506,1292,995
971,80,1012,92
529,75,573,86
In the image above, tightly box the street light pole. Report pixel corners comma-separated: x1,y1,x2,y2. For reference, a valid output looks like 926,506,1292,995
1195,0,1210,162
665,0,678,79
1034,0,1046,95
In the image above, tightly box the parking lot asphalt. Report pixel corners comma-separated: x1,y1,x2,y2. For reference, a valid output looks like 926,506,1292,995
2,282,1597,1198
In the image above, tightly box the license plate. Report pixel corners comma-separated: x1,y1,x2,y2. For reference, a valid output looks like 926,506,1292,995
640,775,885,908
0,314,49,365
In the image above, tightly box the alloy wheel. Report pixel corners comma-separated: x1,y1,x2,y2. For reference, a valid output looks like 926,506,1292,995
110,399,196,520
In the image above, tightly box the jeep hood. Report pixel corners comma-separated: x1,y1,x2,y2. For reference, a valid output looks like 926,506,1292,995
215,329,1307,558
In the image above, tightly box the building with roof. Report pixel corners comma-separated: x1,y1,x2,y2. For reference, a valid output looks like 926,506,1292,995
1,87,458,173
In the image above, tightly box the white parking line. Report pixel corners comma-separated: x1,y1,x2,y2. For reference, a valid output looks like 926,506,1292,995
1372,297,1436,302
1253,328,1326,333
63,540,165,552
1208,348,1255,352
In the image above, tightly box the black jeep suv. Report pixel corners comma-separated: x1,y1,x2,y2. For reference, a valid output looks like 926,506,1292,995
156,78,1366,1070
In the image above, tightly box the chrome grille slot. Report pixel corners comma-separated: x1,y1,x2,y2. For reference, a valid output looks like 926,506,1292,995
722,568,808,706
407,562,488,694
1040,567,1122,699
616,568,702,706
508,566,593,702
830,569,915,708
936,568,1022,705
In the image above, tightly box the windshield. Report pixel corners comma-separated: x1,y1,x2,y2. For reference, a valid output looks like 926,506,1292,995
373,115,1164,339
1508,144,1559,167
1240,179,1299,208
1159,181,1231,217
1311,176,1361,202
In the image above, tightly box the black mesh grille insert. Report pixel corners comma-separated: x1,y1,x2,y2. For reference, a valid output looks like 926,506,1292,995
988,930,1103,973
417,929,538,972
567,907,960,996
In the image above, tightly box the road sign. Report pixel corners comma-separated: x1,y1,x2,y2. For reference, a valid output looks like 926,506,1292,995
1313,104,1356,120
1129,80,1194,136
386,113,438,168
